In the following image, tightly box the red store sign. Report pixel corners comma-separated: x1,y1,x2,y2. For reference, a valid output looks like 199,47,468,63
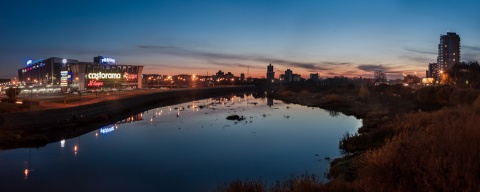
124,72,138,80
87,80,104,87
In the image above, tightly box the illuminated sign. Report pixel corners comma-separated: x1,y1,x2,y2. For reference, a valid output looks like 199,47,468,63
101,58,115,64
60,71,68,87
26,58,43,66
100,125,115,134
123,72,138,80
87,72,121,79
87,80,104,87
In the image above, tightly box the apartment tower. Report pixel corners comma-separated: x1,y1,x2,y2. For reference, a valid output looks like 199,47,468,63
437,32,460,78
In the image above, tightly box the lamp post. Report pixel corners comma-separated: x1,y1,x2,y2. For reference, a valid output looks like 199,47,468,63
62,59,67,104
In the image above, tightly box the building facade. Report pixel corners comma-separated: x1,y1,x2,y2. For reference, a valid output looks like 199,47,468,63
266,63,275,82
310,73,319,81
426,63,437,78
18,56,143,91
437,32,460,78
284,69,293,83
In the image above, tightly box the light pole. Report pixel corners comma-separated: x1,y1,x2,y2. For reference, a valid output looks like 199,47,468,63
62,59,67,104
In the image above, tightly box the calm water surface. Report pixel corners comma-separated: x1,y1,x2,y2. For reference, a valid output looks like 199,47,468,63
0,93,361,191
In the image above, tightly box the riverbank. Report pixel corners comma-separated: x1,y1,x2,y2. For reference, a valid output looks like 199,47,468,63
220,84,480,191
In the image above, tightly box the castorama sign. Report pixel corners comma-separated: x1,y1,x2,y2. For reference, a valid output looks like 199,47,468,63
87,72,122,79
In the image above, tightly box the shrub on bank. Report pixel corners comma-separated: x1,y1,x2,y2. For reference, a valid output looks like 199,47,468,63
474,95,480,112
323,94,340,103
356,106,480,191
1,98,17,103
22,99,40,106
217,174,355,192
358,85,370,101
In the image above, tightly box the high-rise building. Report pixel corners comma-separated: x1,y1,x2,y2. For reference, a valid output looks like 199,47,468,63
284,69,293,83
437,32,460,78
266,63,275,82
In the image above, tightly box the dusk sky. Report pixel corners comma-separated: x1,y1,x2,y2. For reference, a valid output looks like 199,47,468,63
1,0,479,79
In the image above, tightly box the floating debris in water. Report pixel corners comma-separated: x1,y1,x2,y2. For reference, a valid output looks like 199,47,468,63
226,115,245,121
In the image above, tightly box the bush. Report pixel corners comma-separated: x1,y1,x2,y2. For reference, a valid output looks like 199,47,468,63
358,84,370,101
1,98,17,103
435,86,457,106
323,94,340,103
372,84,389,94
474,95,480,113
356,106,480,191
281,90,293,97
449,88,480,106
22,100,40,106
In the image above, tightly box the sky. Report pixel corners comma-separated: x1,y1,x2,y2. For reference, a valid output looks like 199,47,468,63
1,0,479,79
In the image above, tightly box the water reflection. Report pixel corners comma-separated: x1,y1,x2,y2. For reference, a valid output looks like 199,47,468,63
0,92,361,191
322,109,341,117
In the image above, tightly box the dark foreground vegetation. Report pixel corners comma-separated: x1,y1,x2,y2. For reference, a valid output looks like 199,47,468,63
219,84,480,192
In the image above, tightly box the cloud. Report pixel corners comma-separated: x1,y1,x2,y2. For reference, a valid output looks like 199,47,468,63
402,54,435,64
264,59,331,71
322,61,352,66
209,61,263,69
404,48,437,55
357,64,391,72
463,45,480,52
137,45,179,50
137,44,332,71
462,53,479,62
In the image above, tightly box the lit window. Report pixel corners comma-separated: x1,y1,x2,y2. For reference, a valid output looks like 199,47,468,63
453,59,455,61
453,53,455,55
445,45,447,47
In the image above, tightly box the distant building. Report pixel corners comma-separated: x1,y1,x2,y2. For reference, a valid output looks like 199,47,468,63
292,74,302,82
240,73,245,81
18,56,143,91
266,63,275,82
426,63,437,78
374,71,387,83
437,32,460,79
216,70,225,77
225,72,234,79
310,73,319,81
284,69,293,83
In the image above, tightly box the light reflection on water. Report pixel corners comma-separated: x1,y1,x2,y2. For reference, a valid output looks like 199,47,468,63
0,93,361,192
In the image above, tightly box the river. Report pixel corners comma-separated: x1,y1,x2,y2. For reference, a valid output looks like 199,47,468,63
0,92,361,191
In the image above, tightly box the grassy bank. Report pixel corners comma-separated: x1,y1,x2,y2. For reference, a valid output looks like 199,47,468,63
219,84,480,191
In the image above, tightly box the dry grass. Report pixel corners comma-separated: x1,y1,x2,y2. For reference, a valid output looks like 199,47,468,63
281,90,294,97
217,174,355,192
358,85,370,101
323,94,340,103
355,105,480,191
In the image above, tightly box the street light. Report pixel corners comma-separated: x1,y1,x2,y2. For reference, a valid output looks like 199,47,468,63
62,59,67,104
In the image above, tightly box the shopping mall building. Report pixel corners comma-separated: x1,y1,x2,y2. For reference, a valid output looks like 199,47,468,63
17,56,143,91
